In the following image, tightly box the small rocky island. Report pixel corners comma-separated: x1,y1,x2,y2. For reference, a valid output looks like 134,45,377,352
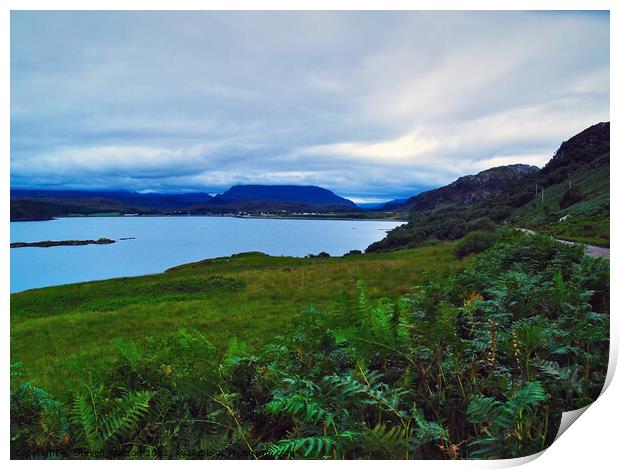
11,238,116,248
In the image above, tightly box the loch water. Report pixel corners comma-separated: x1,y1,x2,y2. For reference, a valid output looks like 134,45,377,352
10,216,403,293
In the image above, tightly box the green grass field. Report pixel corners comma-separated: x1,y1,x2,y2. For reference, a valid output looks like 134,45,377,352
11,243,466,396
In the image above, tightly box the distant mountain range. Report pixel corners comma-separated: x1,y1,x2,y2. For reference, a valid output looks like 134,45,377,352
10,190,216,221
10,185,358,221
211,185,357,210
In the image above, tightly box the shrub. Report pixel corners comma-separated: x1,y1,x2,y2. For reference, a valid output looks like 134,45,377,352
454,230,498,258
487,205,513,222
419,238,440,247
559,187,584,209
508,190,535,208
465,216,496,232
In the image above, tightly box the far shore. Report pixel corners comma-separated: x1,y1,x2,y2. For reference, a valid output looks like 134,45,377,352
232,214,408,222
13,213,408,223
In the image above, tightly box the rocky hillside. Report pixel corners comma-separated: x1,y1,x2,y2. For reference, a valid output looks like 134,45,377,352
404,164,538,212
541,122,609,177
508,122,610,246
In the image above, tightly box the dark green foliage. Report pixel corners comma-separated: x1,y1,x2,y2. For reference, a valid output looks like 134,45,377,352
541,122,609,178
10,234,609,459
71,387,153,454
85,329,254,459
465,217,497,232
466,382,547,458
343,249,363,256
367,205,505,253
559,187,584,209
10,363,70,459
454,231,498,258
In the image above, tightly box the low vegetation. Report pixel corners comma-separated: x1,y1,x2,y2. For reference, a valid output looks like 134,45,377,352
454,230,498,258
11,232,609,459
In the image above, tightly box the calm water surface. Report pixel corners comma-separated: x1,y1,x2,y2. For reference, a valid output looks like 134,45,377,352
10,216,403,293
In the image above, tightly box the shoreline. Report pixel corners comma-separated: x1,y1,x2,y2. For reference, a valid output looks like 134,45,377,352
232,214,407,222
9,217,405,293
9,249,368,294
12,214,408,223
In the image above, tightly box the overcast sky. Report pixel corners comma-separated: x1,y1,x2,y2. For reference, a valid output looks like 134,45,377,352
11,11,609,202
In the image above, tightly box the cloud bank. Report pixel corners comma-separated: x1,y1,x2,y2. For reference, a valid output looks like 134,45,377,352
11,11,609,201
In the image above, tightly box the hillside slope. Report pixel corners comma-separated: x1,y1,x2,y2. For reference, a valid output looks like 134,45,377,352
368,122,610,252
509,122,610,245
404,164,538,212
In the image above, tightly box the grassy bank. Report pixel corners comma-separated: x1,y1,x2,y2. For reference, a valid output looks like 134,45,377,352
509,165,609,244
11,243,466,396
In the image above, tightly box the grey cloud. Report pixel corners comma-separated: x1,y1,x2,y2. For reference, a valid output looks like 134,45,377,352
10,11,609,201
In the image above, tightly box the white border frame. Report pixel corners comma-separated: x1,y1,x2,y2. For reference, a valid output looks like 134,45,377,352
2,2,616,468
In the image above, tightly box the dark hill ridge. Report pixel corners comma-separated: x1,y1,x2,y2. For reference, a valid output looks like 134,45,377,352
11,190,214,209
10,190,215,221
213,185,357,208
539,121,609,184
10,185,358,221
544,122,609,172
405,164,539,212
364,165,537,213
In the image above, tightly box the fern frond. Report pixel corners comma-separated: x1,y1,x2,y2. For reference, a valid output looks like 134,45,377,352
268,435,336,459
363,422,410,458
72,390,103,451
532,359,561,379
411,406,447,444
200,429,244,458
100,391,153,446
466,396,496,421
265,394,333,427
506,381,546,415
